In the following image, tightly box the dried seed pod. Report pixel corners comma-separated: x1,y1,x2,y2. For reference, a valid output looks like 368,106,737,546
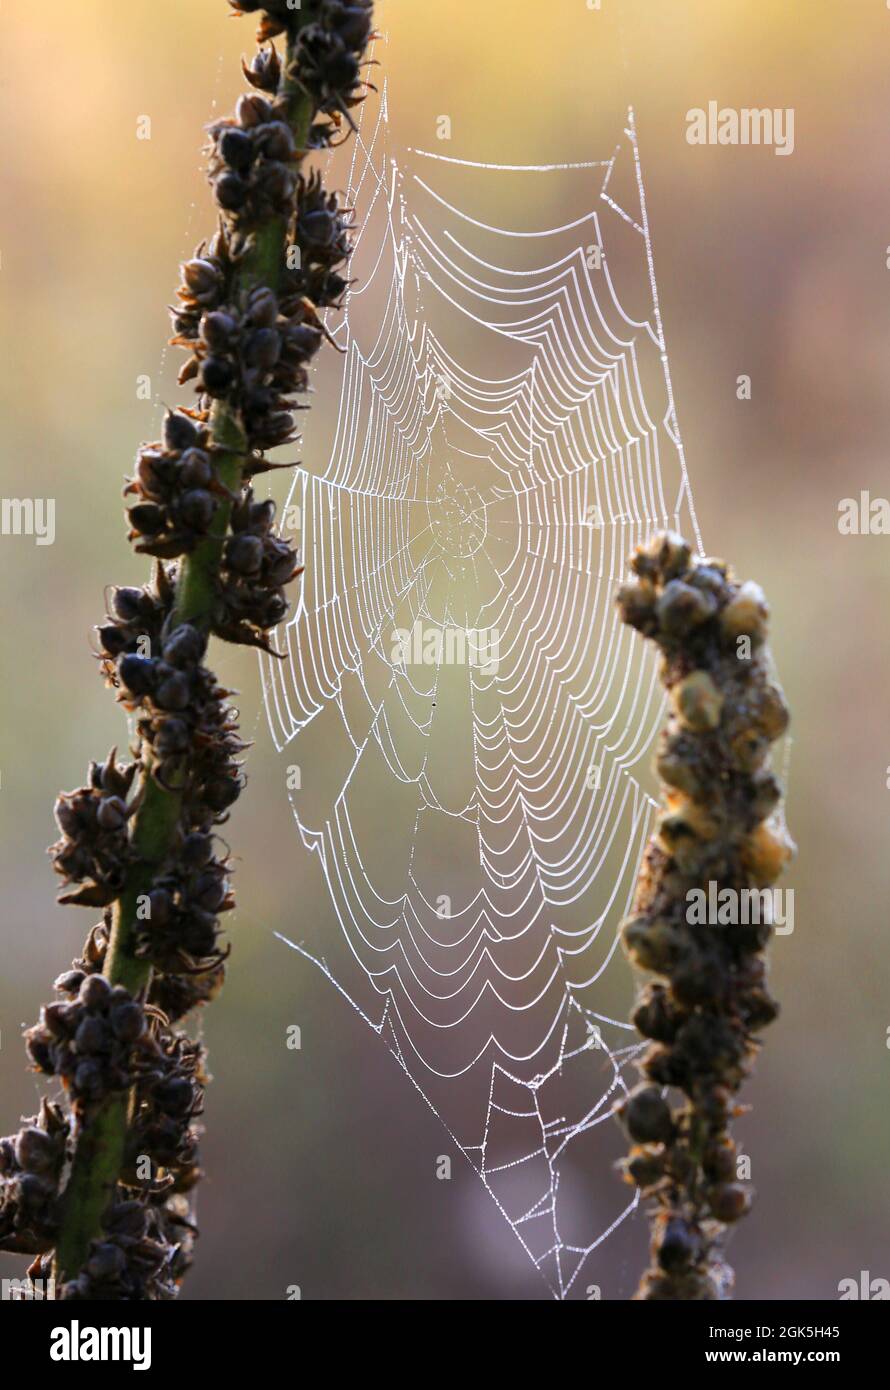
621,916,682,974
24,980,154,1115
242,42,282,93
657,1217,702,1272
655,579,717,636
125,414,221,559
290,2,375,129
708,1182,752,1223
702,1136,737,1182
618,1085,674,1145
225,533,264,576
162,624,206,668
618,1146,665,1189
719,580,769,646
199,355,235,395
163,412,199,452
149,960,226,1025
50,755,136,908
155,671,192,713
632,983,682,1043
14,1128,57,1176
672,671,723,732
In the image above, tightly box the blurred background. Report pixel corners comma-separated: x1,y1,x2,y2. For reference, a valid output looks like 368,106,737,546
1,0,889,1300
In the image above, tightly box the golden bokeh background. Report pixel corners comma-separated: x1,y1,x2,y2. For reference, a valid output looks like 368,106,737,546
1,0,889,1298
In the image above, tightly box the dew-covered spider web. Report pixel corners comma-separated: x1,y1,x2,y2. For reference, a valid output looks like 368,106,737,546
259,64,703,1299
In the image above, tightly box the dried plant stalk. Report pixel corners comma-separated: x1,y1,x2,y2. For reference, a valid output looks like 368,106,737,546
0,0,376,1299
614,532,794,1300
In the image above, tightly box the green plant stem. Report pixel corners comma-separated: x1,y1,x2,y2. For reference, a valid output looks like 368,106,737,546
54,38,314,1288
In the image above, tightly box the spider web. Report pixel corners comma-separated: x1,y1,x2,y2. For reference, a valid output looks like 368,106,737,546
259,63,702,1299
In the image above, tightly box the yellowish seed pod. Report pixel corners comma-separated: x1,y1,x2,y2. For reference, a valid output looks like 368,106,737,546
655,734,705,800
671,671,723,732
664,792,719,840
616,578,656,630
755,683,791,742
719,580,769,645
741,820,796,887
728,727,768,774
656,532,692,580
621,916,682,973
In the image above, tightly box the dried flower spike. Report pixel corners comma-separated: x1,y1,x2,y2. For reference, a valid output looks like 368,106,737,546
614,532,794,1300
1,0,376,1300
